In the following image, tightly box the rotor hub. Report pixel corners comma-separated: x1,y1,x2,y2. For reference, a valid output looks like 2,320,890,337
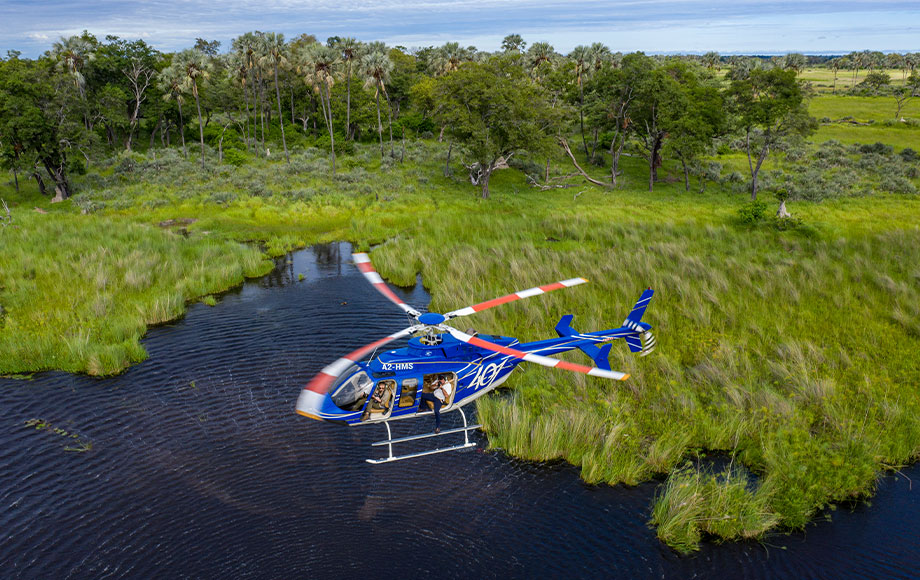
417,312,446,326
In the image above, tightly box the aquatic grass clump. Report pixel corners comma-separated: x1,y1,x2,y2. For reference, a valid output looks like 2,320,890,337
651,464,779,553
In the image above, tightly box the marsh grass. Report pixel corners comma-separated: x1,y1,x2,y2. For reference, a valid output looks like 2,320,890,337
651,463,779,553
1,107,919,550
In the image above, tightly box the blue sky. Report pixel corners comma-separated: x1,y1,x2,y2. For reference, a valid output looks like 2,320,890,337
2,0,918,57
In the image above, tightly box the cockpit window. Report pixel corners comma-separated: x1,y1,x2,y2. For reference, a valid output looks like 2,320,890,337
331,368,373,411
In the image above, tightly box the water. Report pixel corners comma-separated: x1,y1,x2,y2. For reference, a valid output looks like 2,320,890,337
1,242,918,579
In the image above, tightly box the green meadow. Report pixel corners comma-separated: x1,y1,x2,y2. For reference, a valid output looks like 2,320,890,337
1,92,919,552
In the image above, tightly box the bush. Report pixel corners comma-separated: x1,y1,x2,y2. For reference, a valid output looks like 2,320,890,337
72,195,105,214
858,142,893,156
879,175,918,195
222,147,247,167
900,148,919,163
738,200,768,224
206,191,237,205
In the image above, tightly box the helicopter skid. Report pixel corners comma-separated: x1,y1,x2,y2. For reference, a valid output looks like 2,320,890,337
366,407,480,464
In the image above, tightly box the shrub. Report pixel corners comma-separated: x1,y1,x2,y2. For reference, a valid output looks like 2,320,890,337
879,175,918,195
859,142,894,156
738,200,768,224
72,195,105,214
222,147,247,167
207,191,237,205
900,148,919,163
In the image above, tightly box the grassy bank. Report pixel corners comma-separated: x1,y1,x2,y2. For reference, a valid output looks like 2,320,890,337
2,94,919,552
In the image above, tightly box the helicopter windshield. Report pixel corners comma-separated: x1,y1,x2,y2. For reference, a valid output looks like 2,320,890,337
330,367,374,410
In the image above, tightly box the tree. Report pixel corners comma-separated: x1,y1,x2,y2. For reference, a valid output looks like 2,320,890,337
829,57,844,94
627,58,689,191
434,57,559,198
157,62,188,156
782,53,807,75
429,42,472,76
526,42,555,79
702,51,720,70
173,49,211,168
663,66,726,191
297,43,340,174
893,74,920,119
569,45,590,156
334,37,361,139
259,32,290,163
0,58,81,199
501,34,526,53
587,43,612,72
361,51,394,157
728,68,817,199
50,35,95,100
194,38,221,56
117,40,159,150
858,71,891,96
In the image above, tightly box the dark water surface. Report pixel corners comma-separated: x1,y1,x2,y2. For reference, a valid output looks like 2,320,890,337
2,242,918,579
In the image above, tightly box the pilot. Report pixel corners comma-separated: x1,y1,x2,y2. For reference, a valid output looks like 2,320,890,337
420,376,452,433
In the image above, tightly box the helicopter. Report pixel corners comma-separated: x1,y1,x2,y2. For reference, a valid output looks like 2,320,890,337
296,252,656,463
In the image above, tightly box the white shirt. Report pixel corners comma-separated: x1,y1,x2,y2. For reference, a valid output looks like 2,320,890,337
434,380,453,402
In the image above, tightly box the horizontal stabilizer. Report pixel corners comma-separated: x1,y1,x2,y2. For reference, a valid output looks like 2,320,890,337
555,314,576,337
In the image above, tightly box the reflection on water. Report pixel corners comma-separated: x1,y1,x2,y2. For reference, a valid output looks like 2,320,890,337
1,242,917,579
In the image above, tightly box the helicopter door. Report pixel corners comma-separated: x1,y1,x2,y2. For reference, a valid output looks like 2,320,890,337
363,379,396,421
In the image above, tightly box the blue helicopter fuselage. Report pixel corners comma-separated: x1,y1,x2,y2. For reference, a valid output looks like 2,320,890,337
306,321,644,426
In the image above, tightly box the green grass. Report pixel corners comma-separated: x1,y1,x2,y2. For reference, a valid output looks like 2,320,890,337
799,67,913,92
1,94,920,552
807,95,920,150
810,95,920,121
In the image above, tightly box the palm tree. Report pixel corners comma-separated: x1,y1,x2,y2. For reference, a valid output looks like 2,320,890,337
588,43,612,72
335,37,362,139
232,32,264,155
158,64,188,159
527,42,555,79
569,45,590,156
174,49,210,168
429,42,471,76
297,43,340,174
259,32,290,163
501,34,526,53
361,51,394,157
51,36,95,99
702,51,720,71
829,57,844,94
227,51,252,151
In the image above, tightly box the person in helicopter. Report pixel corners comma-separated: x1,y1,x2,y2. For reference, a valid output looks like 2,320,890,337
420,375,452,433
370,382,391,412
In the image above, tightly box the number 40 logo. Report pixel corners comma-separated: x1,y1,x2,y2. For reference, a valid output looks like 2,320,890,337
470,361,506,388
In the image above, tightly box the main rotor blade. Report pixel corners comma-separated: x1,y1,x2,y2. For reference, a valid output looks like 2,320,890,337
443,326,629,381
444,277,588,319
303,324,425,396
352,253,421,318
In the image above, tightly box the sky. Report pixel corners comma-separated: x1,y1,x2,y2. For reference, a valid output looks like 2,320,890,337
1,0,918,57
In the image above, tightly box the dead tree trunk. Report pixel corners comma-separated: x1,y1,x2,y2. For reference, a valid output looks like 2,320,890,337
559,138,611,188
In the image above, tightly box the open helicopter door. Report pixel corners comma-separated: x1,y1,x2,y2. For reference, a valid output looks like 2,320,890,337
366,406,480,464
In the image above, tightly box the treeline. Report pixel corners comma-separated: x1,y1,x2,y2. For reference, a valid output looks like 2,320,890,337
1,32,918,200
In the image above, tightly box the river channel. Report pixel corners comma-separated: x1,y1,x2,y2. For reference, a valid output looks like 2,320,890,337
1,242,917,579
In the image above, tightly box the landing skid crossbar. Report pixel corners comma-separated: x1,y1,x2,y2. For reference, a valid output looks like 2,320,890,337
366,407,480,464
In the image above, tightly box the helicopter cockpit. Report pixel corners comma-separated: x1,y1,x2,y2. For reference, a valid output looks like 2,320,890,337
330,365,373,411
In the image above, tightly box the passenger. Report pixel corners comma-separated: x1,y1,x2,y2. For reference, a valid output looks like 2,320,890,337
371,383,390,412
420,376,453,433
